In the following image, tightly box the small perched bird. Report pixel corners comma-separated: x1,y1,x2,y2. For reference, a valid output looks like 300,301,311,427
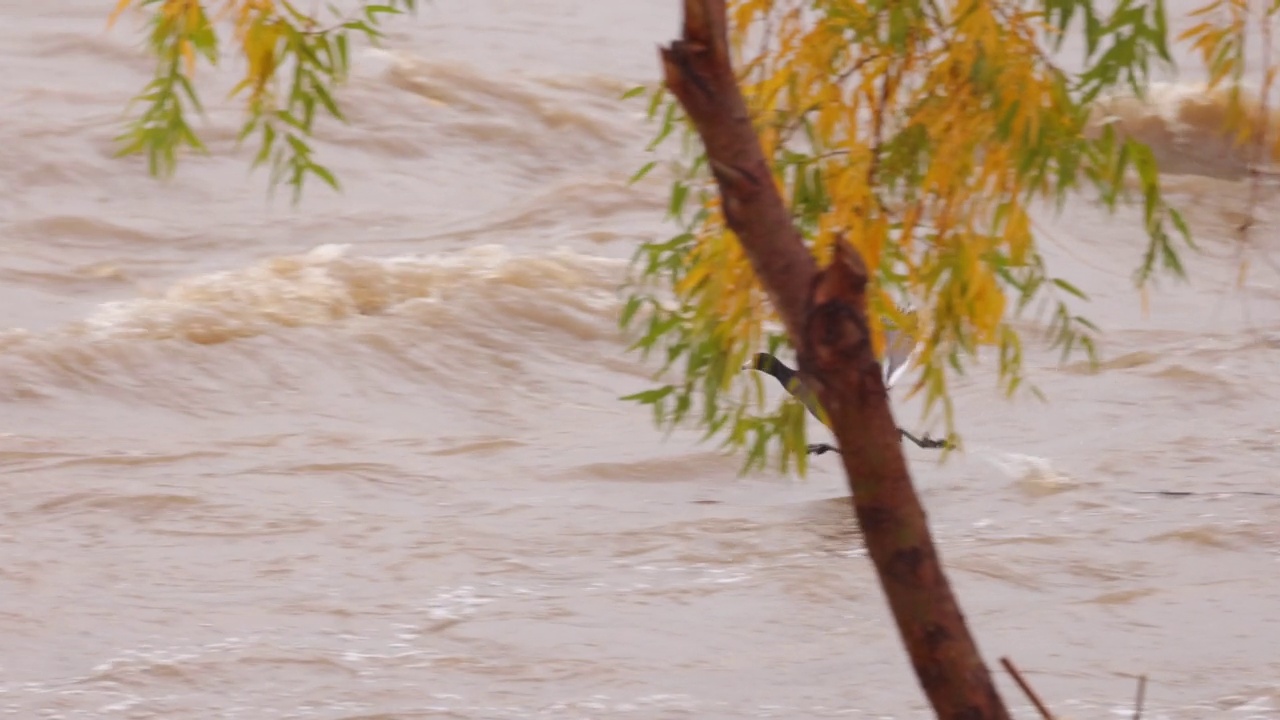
744,319,949,455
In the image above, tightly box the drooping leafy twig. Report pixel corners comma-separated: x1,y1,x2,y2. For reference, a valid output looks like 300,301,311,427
108,0,420,202
623,0,1190,474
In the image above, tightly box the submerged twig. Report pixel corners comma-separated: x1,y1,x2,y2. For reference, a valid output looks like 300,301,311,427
1239,2,1274,243
1127,490,1280,498
1000,657,1054,720
1133,674,1148,720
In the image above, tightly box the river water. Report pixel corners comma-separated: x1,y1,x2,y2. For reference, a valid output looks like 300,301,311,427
2,2,1279,719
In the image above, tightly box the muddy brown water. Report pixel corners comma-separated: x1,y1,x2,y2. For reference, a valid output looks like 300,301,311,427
2,2,1279,719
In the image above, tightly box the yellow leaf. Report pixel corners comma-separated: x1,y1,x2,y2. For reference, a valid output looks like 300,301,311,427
162,0,184,22
1003,203,1030,264
106,0,135,28
180,37,196,76
1177,21,1215,43
1187,0,1226,17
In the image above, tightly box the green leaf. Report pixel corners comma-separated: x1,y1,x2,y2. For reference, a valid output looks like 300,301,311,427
309,162,340,191
365,4,403,22
645,87,667,120
1051,277,1088,300
275,110,308,132
284,133,311,157
668,181,689,219
629,160,658,186
648,101,679,150
311,80,345,121
619,295,644,329
335,33,350,74
253,122,277,168
174,72,204,114
236,116,260,145
342,19,382,40
621,385,676,404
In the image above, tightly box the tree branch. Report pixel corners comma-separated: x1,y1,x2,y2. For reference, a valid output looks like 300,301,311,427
659,0,817,345
660,2,1012,718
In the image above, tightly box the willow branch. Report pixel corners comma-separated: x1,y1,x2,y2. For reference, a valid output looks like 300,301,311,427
659,1,1012,718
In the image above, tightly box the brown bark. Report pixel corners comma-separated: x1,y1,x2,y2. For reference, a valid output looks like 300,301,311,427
660,2,1013,719
658,1,817,344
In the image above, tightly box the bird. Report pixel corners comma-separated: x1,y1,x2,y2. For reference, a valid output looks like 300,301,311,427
743,316,950,455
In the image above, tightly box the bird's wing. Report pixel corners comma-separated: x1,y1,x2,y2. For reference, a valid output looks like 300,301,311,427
784,374,830,427
882,327,919,390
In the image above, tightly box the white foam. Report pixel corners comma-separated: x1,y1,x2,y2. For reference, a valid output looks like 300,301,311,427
70,245,625,345
983,451,1076,491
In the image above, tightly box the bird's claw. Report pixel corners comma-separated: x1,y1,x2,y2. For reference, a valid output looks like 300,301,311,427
900,429,954,450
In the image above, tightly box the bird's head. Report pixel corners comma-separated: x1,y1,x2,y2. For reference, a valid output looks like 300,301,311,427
744,352,776,373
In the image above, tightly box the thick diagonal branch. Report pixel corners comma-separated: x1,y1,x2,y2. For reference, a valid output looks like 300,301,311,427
659,0,817,344
660,2,1012,719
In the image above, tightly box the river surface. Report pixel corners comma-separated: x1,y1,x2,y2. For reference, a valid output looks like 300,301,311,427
2,2,1279,719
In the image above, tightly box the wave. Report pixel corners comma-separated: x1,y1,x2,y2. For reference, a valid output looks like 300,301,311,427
331,50,649,173
1090,81,1280,181
0,245,630,402
67,244,621,342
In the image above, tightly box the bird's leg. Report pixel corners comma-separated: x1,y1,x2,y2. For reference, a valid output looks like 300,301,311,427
899,428,951,449
807,432,950,456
